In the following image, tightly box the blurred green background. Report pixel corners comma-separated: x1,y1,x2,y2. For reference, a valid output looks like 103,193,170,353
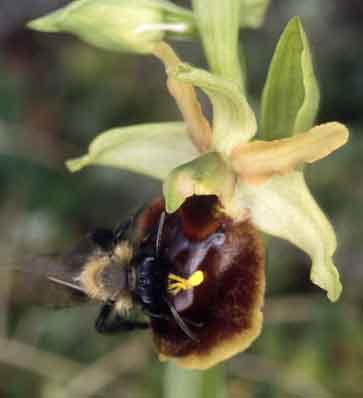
0,1,361,397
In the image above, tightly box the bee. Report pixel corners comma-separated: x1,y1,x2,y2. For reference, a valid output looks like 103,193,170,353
3,195,266,369
5,197,226,342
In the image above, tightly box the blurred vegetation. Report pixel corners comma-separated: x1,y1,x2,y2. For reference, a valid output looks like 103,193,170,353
0,0,362,397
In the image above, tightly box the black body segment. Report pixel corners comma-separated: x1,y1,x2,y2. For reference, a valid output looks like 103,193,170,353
132,255,169,314
95,301,148,334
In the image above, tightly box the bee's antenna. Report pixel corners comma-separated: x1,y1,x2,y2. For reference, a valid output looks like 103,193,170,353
155,211,166,258
163,295,199,343
47,276,86,293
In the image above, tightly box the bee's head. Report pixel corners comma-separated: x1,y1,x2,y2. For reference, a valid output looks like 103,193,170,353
78,241,133,303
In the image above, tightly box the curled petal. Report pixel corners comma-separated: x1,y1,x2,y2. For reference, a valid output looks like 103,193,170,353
153,42,212,153
169,62,257,157
163,152,236,213
231,122,349,185
66,122,198,180
230,172,342,301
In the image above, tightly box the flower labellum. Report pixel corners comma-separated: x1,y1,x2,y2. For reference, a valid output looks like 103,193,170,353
138,195,265,370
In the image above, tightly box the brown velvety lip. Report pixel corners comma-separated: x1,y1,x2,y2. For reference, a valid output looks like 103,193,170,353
140,195,265,369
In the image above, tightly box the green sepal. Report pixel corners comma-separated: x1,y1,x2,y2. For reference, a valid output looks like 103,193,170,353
240,0,270,29
66,122,199,179
232,171,342,301
170,63,257,157
261,17,320,139
28,0,195,54
163,152,235,213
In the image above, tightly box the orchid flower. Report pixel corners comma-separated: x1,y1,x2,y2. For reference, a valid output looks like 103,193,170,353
29,1,348,369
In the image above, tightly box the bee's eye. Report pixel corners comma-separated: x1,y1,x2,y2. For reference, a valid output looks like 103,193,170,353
140,256,155,269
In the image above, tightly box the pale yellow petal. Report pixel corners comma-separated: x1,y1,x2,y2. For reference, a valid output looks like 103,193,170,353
153,42,212,153
231,122,349,185
66,122,199,179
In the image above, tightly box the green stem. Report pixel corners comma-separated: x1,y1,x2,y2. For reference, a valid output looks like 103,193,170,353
192,0,245,91
163,363,225,398
163,2,199,40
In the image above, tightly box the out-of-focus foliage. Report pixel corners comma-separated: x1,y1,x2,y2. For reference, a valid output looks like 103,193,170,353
0,0,361,397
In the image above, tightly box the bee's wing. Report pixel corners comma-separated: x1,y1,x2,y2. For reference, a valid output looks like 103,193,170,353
0,264,86,310
1,229,114,309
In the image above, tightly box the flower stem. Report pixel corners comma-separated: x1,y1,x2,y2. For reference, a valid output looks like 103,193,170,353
164,363,225,398
191,0,245,91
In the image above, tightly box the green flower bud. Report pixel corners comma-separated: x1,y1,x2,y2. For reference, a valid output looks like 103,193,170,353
28,0,195,54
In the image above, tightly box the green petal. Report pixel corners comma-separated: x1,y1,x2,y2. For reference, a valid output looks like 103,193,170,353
231,172,341,301
66,122,199,179
240,0,270,29
28,0,195,54
163,152,235,213
171,63,257,157
261,17,320,139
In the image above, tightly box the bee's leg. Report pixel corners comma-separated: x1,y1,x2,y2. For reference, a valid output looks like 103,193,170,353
180,317,204,328
113,206,145,243
95,302,148,334
142,308,169,320
112,218,133,244
162,296,199,342
144,308,203,328
91,228,115,251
